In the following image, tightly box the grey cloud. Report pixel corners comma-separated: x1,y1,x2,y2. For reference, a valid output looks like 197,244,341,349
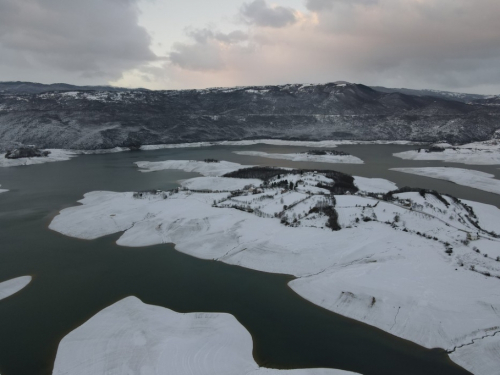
306,0,378,11
164,0,500,94
0,0,155,82
169,42,224,71
169,29,247,71
187,29,248,45
215,30,248,44
240,0,297,28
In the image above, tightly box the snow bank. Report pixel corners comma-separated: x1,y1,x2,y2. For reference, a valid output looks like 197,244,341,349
0,149,77,167
52,296,358,375
233,151,364,164
353,176,397,193
391,167,500,195
393,141,500,165
0,184,7,194
136,160,249,176
0,276,31,301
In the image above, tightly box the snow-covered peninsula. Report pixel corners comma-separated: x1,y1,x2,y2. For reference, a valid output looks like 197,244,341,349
0,276,31,301
52,296,358,375
233,150,364,164
393,140,500,165
49,159,500,375
392,167,500,195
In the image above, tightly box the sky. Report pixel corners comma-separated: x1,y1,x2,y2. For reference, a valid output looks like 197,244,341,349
0,0,499,94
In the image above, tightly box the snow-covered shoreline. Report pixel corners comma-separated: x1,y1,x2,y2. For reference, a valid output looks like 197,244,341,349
0,139,415,168
392,167,500,195
393,140,500,165
52,296,358,375
141,139,421,150
0,276,31,301
0,147,132,168
49,159,500,375
233,151,364,164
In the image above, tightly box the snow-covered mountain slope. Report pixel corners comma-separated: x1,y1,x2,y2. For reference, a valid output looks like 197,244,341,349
371,86,490,103
1,82,499,152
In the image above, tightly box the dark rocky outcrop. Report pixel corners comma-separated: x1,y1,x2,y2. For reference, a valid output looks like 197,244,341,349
5,147,50,159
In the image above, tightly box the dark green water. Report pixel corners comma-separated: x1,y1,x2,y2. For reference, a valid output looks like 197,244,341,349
1,144,497,375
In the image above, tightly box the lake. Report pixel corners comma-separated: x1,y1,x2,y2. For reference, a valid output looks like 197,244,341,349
1,143,498,375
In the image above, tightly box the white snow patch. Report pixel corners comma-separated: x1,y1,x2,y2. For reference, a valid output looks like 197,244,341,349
234,151,364,164
60,91,79,98
135,160,252,176
391,167,500,195
0,184,7,194
0,276,31,301
52,296,358,375
353,177,397,193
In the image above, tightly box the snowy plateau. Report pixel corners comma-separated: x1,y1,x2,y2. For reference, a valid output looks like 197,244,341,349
48,159,500,375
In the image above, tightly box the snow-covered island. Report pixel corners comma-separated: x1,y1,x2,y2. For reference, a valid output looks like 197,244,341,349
0,148,77,167
0,276,31,301
393,140,500,165
52,296,358,375
234,150,364,164
392,167,500,195
49,159,500,375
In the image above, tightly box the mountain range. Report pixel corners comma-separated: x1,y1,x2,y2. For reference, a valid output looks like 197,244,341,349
1,81,499,152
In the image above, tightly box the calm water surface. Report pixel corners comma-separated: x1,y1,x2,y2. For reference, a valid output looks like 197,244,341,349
1,144,498,375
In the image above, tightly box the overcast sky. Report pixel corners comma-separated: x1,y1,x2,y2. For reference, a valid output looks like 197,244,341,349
1,0,499,94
